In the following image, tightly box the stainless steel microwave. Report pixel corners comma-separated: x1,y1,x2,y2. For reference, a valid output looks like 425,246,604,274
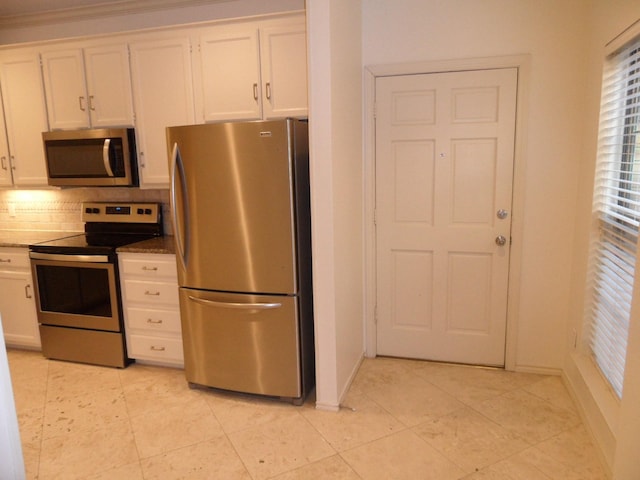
42,128,138,187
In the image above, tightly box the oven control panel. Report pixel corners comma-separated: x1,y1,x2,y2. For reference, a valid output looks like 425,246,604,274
82,202,161,223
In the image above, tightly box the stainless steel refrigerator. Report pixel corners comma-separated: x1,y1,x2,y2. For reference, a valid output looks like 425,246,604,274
167,119,314,404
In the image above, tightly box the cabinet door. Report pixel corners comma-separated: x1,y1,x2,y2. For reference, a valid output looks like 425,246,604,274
0,51,50,186
130,37,196,188
260,23,308,119
197,26,262,122
0,98,12,186
0,270,40,349
41,49,90,130
84,44,134,127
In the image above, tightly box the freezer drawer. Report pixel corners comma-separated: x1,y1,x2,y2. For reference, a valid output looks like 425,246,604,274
179,288,301,399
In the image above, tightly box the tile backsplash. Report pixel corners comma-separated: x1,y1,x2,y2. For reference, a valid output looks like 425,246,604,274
0,187,172,234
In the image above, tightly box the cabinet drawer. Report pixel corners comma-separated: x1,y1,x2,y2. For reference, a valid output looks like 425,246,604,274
128,334,184,363
126,306,181,334
124,279,179,306
0,249,30,270
120,256,177,279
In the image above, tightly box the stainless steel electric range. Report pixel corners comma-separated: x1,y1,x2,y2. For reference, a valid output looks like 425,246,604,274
29,202,163,368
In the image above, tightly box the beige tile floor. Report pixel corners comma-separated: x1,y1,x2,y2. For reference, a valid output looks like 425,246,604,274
7,348,608,480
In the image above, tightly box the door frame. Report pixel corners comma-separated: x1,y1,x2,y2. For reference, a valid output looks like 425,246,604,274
363,54,531,370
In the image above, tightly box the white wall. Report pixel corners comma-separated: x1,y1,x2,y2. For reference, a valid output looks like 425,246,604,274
306,0,364,410
362,0,590,372
565,1,640,477
0,317,25,480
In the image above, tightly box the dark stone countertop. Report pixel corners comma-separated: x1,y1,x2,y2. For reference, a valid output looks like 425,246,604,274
116,236,176,255
0,230,82,248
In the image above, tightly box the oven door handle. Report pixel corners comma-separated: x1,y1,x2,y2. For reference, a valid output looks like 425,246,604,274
103,138,115,177
29,252,111,263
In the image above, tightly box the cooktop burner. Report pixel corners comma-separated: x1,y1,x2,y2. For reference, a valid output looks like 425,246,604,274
29,202,163,256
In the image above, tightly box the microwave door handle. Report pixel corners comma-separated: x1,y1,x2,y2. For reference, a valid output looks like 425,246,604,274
170,142,190,270
102,138,115,177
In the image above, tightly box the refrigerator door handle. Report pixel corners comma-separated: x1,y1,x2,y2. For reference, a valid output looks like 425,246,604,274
170,142,190,270
187,295,282,311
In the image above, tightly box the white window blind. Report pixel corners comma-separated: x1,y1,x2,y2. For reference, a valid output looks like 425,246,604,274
585,36,640,399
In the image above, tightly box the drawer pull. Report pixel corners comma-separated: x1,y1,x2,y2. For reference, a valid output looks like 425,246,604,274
150,345,166,352
142,266,158,271
144,290,161,296
0,258,11,263
147,318,163,324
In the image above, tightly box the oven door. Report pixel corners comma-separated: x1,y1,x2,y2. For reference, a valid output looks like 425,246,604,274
29,252,121,332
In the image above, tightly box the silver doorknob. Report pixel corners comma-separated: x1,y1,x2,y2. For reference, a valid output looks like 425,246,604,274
495,235,507,246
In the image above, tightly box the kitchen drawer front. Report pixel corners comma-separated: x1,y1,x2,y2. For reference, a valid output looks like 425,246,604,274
128,334,184,363
0,248,30,270
124,279,179,306
120,256,177,280
126,306,181,334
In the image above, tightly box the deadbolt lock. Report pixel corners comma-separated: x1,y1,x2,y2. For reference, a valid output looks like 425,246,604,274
497,209,509,219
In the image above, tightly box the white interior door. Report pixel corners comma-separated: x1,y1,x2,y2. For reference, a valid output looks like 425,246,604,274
375,68,517,366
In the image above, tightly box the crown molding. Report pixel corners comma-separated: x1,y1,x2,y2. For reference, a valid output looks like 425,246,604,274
0,0,231,28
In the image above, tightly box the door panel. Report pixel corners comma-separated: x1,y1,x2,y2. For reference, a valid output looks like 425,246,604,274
179,288,301,397
168,121,297,295
375,68,517,366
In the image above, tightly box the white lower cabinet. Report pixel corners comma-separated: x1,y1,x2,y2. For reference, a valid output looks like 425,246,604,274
0,248,40,349
119,253,183,367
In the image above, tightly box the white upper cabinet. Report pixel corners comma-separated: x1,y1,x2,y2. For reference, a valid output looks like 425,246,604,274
259,22,308,119
196,26,262,122
0,50,49,186
41,44,134,130
195,16,308,123
130,36,196,188
83,44,135,127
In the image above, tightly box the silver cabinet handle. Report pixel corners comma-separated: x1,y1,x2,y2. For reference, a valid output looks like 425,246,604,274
142,266,158,271
25,284,32,299
144,290,161,296
188,295,281,311
150,345,166,351
147,318,163,324
253,83,258,101
79,96,86,111
0,156,6,170
265,82,271,100
102,138,115,177
89,95,95,111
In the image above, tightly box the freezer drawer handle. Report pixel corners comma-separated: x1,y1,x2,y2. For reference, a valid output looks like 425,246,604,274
187,295,282,311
